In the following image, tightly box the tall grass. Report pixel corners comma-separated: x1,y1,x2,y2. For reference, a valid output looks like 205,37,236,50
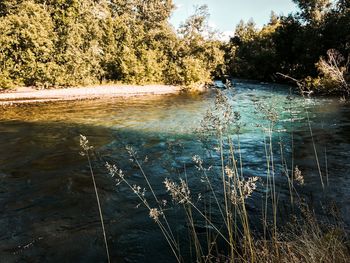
80,90,349,262
80,135,111,263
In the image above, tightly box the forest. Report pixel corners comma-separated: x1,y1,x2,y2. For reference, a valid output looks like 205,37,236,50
0,0,349,95
0,0,224,88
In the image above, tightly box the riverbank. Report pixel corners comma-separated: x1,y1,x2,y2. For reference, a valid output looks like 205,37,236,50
0,85,182,105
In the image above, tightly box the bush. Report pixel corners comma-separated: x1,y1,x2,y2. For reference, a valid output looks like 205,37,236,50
302,49,350,95
0,70,14,90
0,1,224,88
0,1,57,87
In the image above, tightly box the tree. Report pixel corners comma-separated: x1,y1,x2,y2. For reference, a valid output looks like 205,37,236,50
133,0,174,29
224,0,350,95
292,0,331,23
0,0,225,89
313,49,349,94
0,1,56,87
226,18,281,81
177,5,224,86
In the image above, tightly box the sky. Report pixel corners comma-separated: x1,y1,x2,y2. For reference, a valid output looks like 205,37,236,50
170,0,298,41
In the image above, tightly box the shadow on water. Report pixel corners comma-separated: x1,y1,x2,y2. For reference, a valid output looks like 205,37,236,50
0,119,187,263
0,84,350,262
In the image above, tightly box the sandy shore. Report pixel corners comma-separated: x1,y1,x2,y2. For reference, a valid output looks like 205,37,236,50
0,85,182,105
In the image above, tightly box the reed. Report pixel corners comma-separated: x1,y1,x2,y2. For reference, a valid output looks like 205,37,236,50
81,90,349,262
80,135,111,263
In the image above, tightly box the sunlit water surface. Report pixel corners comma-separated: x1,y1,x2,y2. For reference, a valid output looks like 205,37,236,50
0,81,349,262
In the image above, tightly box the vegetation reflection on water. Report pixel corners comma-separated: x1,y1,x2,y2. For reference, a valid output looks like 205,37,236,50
0,81,349,262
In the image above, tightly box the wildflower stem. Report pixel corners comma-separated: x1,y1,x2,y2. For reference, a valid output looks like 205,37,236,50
305,99,324,189
131,152,177,247
86,151,111,263
121,178,181,262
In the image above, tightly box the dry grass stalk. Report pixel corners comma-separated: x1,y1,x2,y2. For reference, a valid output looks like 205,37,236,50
80,135,111,263
80,90,349,262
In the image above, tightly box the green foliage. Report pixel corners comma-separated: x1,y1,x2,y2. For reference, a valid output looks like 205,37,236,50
0,0,224,89
293,0,331,23
225,18,279,81
0,1,57,87
0,69,13,89
180,57,210,86
304,49,350,94
225,0,350,95
177,5,225,85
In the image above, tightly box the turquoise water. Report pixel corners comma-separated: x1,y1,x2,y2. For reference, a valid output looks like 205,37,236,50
0,81,349,262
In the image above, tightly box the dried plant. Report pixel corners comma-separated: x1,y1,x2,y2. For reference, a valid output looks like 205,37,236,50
294,166,304,186
79,89,349,263
79,135,110,263
164,178,191,204
198,90,241,135
317,49,350,95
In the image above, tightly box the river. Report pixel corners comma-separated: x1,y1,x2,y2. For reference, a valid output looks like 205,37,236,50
0,81,349,262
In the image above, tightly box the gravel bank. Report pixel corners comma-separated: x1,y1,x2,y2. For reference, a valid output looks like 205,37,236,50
0,85,182,105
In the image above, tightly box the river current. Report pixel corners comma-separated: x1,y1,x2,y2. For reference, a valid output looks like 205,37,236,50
0,81,349,262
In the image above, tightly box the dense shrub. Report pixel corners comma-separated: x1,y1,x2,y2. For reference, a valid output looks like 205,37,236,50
0,1,224,89
225,0,350,95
